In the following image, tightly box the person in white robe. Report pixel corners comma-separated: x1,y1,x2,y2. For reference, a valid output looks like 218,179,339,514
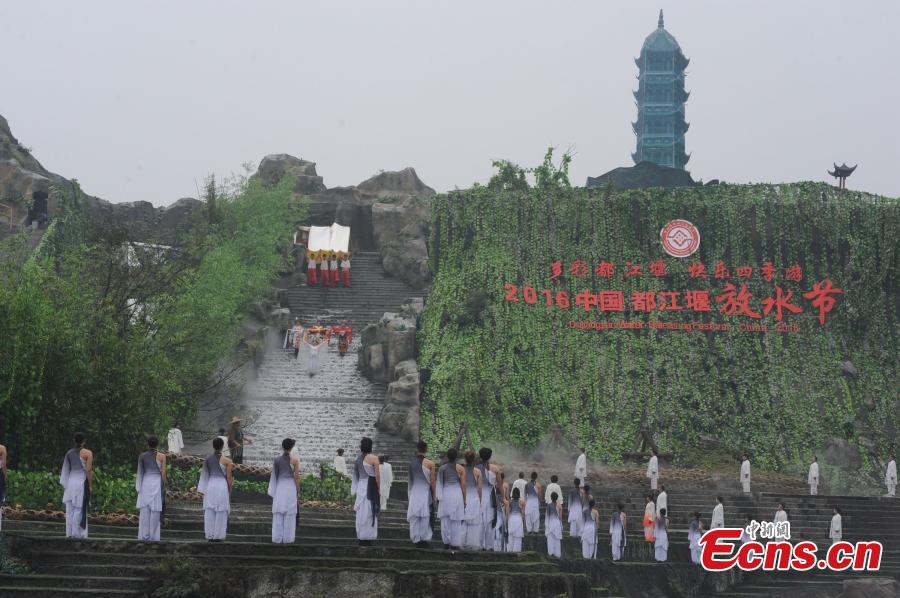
829,507,842,545
511,472,527,498
886,455,897,497
574,448,587,483
654,508,669,562
436,448,466,549
494,474,509,551
688,512,704,564
167,428,184,455
216,429,231,459
333,449,348,476
268,438,300,544
506,488,525,553
656,484,668,518
351,437,380,545
0,443,7,533
647,449,659,491
303,333,321,376
524,472,542,533
740,515,753,544
379,456,394,511
609,503,627,561
477,447,500,551
643,494,656,543
291,320,304,359
773,503,789,540
545,493,563,558
462,451,483,549
568,478,583,538
544,475,561,505
407,440,435,546
135,437,166,541
581,499,599,559
711,496,725,529
60,433,92,539
740,454,751,494
197,437,232,541
340,255,351,286
808,455,819,495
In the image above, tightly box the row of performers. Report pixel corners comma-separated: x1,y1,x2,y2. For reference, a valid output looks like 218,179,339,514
305,251,350,287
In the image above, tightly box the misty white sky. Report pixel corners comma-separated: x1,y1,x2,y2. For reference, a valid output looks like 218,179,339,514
2,1,898,205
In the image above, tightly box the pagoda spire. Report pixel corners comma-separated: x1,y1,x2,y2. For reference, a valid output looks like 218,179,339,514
658,9,664,29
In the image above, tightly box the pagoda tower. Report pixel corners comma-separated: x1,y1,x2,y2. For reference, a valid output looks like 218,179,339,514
632,10,690,170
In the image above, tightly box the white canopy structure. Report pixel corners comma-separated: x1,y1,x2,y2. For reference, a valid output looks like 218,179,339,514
307,223,350,254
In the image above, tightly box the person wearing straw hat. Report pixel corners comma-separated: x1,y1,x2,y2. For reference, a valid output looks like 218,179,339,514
227,416,252,465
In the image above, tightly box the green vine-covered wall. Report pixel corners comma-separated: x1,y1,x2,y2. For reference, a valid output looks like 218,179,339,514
420,181,899,471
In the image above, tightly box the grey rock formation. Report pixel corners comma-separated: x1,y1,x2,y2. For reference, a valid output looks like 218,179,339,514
821,437,863,471
255,154,326,195
357,167,436,200
373,199,430,289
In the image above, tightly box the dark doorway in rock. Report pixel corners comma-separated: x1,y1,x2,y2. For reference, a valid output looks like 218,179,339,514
28,191,48,227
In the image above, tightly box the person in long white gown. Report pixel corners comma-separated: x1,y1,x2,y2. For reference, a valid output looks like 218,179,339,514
740,454,751,494
886,454,897,497
545,493,563,558
436,448,467,550
379,456,393,511
167,427,184,455
135,437,167,541
711,496,725,529
333,448,348,476
268,438,300,544
808,455,819,495
688,511,704,564
524,472,542,534
567,478,583,538
609,502,627,561
494,473,509,551
544,475,562,505
197,437,232,541
303,333,321,376
574,448,587,484
506,487,525,553
60,433,92,539
740,515,753,544
0,443,7,533
407,440,435,547
829,507,842,545
462,451,483,549
581,499,599,559
291,320,304,360
647,449,659,491
656,484,668,518
351,437,380,545
773,503,789,540
654,508,669,562
477,447,500,551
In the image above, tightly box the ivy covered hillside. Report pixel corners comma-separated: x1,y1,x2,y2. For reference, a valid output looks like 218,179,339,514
420,158,899,473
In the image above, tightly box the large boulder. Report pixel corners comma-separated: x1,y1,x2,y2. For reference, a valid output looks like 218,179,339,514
358,313,417,381
357,167,435,200
255,154,326,195
381,234,429,290
376,370,421,440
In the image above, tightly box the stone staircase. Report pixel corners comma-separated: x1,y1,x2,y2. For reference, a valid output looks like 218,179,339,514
236,251,426,481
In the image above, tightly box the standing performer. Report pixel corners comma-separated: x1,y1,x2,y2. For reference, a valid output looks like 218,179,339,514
568,478,583,538
581,498,599,559
198,437,232,541
773,502,789,540
886,454,897,497
227,417,252,465
647,448,659,491
545,492,562,558
333,448,348,476
609,502,626,561
740,454,751,494
379,456,393,511
0,443,7,533
329,253,339,287
512,472,527,498
303,332,321,377
351,437,380,546
462,451,483,549
306,251,317,286
291,319,304,360
407,440,435,547
656,484,668,518
268,438,300,544
495,472,509,552
544,475,561,505
711,496,725,529
688,511,704,564
574,448,587,484
506,487,525,553
740,515,753,544
524,472,542,534
341,253,351,287
60,433,92,539
436,448,466,550
829,507,842,545
643,494,656,544
317,253,327,287
135,436,166,542
808,455,819,495
654,508,669,562
477,447,500,551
